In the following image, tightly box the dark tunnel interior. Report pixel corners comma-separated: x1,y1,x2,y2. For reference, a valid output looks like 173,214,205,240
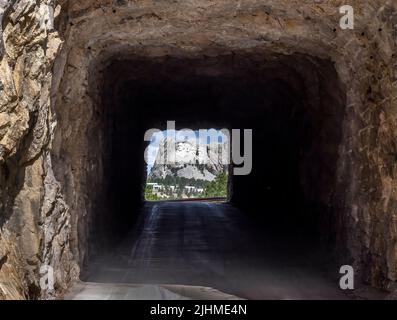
82,53,347,283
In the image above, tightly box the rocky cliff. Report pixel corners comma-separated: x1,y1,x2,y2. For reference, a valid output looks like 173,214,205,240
0,0,77,299
149,137,228,181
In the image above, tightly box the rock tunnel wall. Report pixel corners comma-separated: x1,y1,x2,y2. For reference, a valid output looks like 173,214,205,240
0,0,396,299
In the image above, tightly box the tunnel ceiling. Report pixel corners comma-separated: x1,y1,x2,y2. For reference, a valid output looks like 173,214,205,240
101,54,332,128
0,0,396,299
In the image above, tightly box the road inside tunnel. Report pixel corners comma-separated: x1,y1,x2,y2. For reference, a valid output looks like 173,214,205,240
74,201,349,300
61,53,361,299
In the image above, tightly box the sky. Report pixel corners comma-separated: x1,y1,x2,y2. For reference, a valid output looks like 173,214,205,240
145,129,228,174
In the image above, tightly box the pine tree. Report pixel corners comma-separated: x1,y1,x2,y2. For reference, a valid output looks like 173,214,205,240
204,172,228,198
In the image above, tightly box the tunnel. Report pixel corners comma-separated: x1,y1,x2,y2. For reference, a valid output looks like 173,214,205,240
1,0,396,301
52,51,348,298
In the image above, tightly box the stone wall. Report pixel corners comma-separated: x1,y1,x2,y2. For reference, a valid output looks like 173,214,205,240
0,0,78,299
0,0,397,299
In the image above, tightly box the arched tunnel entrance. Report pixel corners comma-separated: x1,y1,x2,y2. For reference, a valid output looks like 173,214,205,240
54,52,349,299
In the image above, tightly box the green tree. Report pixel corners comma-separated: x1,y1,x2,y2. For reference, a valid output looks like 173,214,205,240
145,185,160,201
204,172,228,198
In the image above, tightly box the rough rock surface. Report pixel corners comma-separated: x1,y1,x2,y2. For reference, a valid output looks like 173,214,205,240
0,0,78,299
0,0,396,299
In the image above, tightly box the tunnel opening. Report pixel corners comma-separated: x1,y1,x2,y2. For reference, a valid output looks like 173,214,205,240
144,128,230,201
53,51,347,295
